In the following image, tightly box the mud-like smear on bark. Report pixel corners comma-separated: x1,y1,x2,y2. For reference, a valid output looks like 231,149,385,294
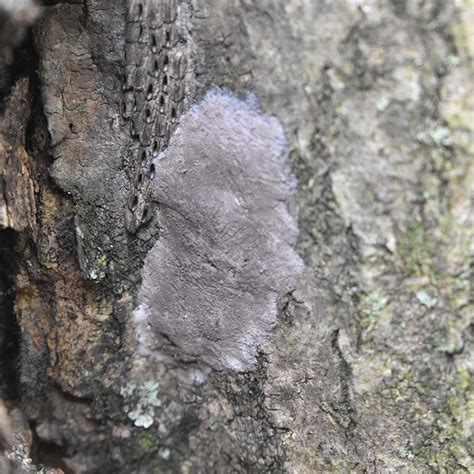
133,89,303,374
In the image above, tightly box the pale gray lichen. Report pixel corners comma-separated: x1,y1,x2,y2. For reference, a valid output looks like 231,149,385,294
362,291,388,316
120,381,161,429
133,89,304,373
159,448,171,460
416,290,438,309
430,126,453,147
376,97,390,112
398,447,415,461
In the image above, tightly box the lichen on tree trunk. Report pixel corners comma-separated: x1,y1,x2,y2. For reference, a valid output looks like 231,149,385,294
0,0,473,473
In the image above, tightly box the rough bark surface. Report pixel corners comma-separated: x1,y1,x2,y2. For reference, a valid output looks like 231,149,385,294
0,0,473,473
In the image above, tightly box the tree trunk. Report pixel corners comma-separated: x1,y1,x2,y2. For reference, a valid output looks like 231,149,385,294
0,0,473,472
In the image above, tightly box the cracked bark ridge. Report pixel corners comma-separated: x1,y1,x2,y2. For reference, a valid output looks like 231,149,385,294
36,1,134,283
134,90,304,373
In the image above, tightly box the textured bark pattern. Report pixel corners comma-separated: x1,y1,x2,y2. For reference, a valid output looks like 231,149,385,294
0,0,472,473
123,0,190,233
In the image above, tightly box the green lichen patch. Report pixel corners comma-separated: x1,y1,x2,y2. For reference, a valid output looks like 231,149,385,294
360,291,388,329
417,367,474,471
97,254,107,269
397,221,434,279
137,431,158,457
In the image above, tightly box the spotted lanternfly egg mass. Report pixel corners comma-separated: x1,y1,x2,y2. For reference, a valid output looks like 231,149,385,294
134,90,304,374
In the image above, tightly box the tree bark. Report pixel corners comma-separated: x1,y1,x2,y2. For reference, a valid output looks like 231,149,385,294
0,0,473,472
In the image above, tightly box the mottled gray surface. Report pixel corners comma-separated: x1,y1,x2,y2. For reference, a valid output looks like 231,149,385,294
135,90,303,372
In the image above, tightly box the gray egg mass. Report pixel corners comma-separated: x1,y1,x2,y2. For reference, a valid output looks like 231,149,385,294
134,89,304,373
